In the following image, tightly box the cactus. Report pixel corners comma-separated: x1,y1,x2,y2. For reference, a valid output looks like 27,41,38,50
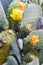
39,49,43,64
0,1,9,29
25,30,43,49
3,56,18,65
0,30,14,65
20,4,42,30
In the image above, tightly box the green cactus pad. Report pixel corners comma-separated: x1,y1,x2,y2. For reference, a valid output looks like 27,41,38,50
0,1,9,29
0,30,14,65
25,30,43,49
20,4,42,30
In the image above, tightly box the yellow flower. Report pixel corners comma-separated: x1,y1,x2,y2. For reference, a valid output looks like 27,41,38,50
11,8,23,21
29,35,39,46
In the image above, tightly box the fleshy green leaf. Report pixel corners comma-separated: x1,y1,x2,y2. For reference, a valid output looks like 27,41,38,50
3,56,18,65
0,30,14,65
25,30,43,49
39,49,43,64
20,4,42,30
0,1,9,29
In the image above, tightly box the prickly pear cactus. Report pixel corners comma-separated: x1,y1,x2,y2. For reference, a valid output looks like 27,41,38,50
3,56,18,65
0,1,9,29
20,4,42,30
0,30,14,65
25,30,43,49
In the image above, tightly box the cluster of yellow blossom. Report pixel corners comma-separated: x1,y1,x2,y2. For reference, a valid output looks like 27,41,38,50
11,2,27,21
29,35,39,46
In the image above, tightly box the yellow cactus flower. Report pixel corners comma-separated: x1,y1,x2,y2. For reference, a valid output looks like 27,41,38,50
11,8,23,21
29,35,39,46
